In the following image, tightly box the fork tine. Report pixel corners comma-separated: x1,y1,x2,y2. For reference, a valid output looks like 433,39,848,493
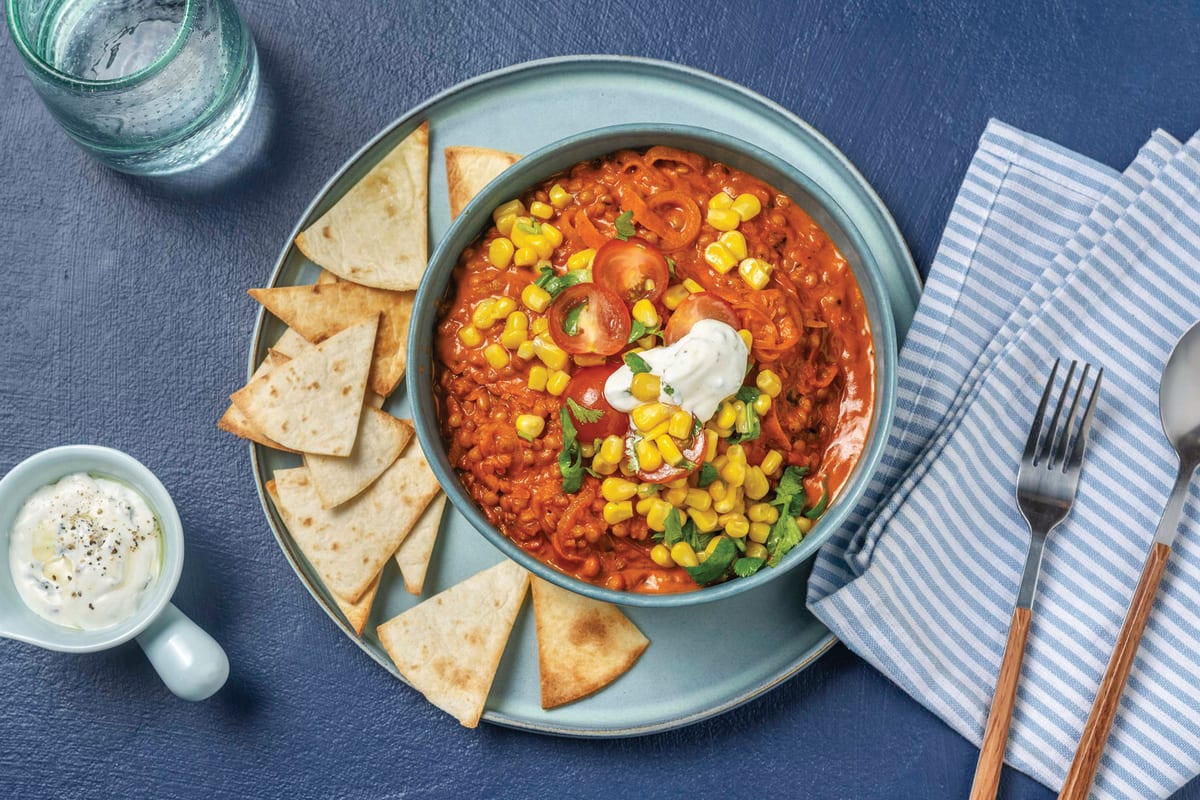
1023,359,1061,463
1067,367,1104,471
1053,363,1091,467
1037,360,1077,466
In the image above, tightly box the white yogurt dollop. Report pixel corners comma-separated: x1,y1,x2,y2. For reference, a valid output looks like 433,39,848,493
604,319,749,423
8,473,162,630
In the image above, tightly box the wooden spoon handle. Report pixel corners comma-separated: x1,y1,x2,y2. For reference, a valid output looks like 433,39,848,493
969,606,1032,800
1059,542,1172,800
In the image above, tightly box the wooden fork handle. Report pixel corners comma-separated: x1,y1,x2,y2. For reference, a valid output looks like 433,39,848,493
1059,542,1172,800
970,606,1031,800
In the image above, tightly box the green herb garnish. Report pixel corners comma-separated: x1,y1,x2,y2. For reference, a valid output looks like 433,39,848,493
764,465,814,565
624,352,651,374
562,300,587,336
534,265,590,300
684,537,738,585
729,385,762,444
614,210,636,241
696,462,719,488
516,220,542,236
663,507,685,546
565,397,603,424
733,557,765,578
805,478,829,519
662,383,675,396
557,407,584,493
766,513,804,567
627,320,650,343
666,257,677,278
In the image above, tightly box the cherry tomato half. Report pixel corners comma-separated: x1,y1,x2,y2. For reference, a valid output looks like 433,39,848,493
563,365,629,441
634,429,706,484
547,284,631,356
663,293,742,345
592,238,670,306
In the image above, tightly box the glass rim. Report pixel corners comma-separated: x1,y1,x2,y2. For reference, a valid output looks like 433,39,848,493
5,0,198,90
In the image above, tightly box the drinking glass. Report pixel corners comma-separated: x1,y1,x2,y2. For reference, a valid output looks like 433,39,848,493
5,0,259,175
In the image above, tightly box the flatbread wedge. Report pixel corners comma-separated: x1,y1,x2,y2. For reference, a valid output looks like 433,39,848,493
378,559,529,728
395,492,446,594
218,351,297,451
249,282,415,397
271,441,440,603
231,315,377,456
295,122,429,290
304,408,414,509
530,577,649,709
271,327,315,358
444,146,520,219
266,480,380,634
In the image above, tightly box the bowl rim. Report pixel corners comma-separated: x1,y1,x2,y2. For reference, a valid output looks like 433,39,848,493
409,122,897,608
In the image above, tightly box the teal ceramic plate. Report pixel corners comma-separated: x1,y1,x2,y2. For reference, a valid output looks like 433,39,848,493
250,56,920,736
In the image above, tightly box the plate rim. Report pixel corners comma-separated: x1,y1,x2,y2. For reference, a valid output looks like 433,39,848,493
247,54,921,737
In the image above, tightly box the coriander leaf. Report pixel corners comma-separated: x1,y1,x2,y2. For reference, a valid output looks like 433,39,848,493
627,320,649,344
666,257,677,278
562,300,587,336
533,266,590,300
696,462,719,488
614,210,636,241
565,397,603,424
557,407,584,493
733,557,765,578
663,507,685,546
735,386,759,404
682,518,709,553
731,536,746,553
585,466,602,479
624,352,651,374
684,537,738,585
729,386,761,444
804,478,829,519
771,466,809,505
766,513,803,567
662,383,675,396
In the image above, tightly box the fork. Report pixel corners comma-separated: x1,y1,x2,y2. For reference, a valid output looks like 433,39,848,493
969,360,1104,800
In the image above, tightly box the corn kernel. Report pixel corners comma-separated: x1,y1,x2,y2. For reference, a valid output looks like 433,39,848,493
526,235,553,260
631,299,659,327
458,326,482,347
504,310,528,331
483,343,509,369
713,454,728,471
509,217,537,247
603,501,634,525
489,237,515,268
665,487,688,506
667,478,689,490
738,257,773,290
745,542,769,560
744,466,770,500
650,543,675,568
663,283,690,310
472,298,498,329
493,297,517,317
566,248,595,271
708,191,734,210
749,522,771,543
514,246,539,268
601,478,638,502
492,199,526,223
703,429,719,461
581,442,595,458
715,401,737,431
635,439,663,472
573,354,607,367
630,373,662,402
549,184,571,209
496,214,518,237
592,457,618,476
760,450,784,476
546,370,570,396
707,207,741,232
647,500,673,532
689,508,720,532
726,443,746,463
671,541,700,567
668,410,693,440
529,201,554,220
753,393,772,415
725,516,751,538
521,283,551,312
656,435,684,466
796,516,814,534
708,479,727,502
516,340,535,360
533,336,569,371
532,317,549,335
756,369,782,398
704,242,738,274
719,230,749,260
500,328,527,349
704,536,727,559
683,278,705,294
733,400,749,434
731,193,762,221
636,483,659,499
721,460,746,488
541,223,563,248
600,435,624,464
636,497,656,516
515,414,545,439
527,365,548,391
618,461,636,477
748,503,779,524
684,489,712,510
632,402,673,432
640,420,669,444
738,328,754,351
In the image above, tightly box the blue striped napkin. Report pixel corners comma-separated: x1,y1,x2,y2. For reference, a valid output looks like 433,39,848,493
809,119,1200,799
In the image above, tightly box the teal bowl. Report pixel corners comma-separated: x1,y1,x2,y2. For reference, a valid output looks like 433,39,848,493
408,124,896,608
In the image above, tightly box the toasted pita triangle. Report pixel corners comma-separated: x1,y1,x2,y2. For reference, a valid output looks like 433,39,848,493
295,122,429,290
395,492,446,594
266,480,380,634
304,408,414,509
531,577,649,709
378,559,529,728
444,146,520,219
271,327,314,358
231,316,377,456
249,282,415,397
272,442,439,602
218,351,298,451
315,269,339,285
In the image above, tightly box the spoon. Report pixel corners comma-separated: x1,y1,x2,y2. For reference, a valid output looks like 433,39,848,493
1059,320,1200,799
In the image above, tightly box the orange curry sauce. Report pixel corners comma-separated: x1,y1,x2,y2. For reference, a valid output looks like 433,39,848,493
435,147,874,593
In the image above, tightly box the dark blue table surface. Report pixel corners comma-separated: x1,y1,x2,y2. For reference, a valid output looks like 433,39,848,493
4,2,1199,798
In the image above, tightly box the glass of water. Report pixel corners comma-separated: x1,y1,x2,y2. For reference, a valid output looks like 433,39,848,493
5,0,259,175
